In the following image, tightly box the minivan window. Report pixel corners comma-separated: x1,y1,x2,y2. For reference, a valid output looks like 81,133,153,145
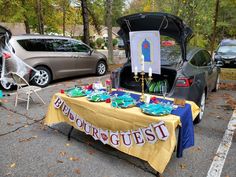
18,39,49,51
52,39,72,52
71,41,90,52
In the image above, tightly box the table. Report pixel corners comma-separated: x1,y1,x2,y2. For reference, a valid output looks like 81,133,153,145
44,91,199,174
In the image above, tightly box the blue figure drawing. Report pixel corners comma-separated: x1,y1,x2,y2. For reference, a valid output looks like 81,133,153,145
142,39,151,62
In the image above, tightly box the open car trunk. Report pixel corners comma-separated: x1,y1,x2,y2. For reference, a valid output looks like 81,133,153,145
119,64,177,95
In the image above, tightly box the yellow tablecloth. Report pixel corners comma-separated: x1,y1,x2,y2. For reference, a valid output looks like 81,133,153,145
45,93,199,173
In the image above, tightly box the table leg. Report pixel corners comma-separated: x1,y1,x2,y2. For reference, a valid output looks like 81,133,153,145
68,126,74,141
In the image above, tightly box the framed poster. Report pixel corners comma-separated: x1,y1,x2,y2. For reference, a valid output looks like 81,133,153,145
129,31,161,74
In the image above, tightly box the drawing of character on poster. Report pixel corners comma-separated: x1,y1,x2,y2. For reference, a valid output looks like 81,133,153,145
129,31,161,74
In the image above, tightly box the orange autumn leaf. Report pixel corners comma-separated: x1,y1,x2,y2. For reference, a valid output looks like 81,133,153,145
48,148,53,153
47,173,54,177
74,168,81,174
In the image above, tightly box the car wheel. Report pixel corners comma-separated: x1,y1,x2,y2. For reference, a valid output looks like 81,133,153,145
212,74,220,92
31,66,52,87
194,91,206,124
96,61,107,76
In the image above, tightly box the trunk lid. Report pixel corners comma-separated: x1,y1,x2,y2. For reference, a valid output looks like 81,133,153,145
116,12,193,61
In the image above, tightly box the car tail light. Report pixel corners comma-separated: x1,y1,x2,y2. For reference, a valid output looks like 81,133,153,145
2,52,11,59
176,77,193,87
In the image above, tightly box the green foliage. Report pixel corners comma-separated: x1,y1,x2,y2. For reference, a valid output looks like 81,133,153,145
112,0,125,26
0,0,235,51
89,40,96,48
112,38,118,46
96,37,105,48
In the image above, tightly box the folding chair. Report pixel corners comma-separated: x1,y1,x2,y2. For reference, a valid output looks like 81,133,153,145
10,72,45,110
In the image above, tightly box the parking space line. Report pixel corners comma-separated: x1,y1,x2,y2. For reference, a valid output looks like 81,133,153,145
206,110,236,177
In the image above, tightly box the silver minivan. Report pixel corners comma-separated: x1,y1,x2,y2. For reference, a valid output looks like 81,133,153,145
8,35,108,87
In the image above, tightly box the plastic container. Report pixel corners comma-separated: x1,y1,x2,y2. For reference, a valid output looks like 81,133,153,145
105,79,112,93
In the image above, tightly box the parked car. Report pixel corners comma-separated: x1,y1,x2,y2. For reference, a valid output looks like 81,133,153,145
112,12,220,123
0,32,108,88
214,39,236,67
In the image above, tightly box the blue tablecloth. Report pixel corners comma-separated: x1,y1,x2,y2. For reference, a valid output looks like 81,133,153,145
111,91,194,158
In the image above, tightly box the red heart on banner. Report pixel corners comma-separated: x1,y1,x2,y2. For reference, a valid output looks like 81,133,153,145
101,133,108,141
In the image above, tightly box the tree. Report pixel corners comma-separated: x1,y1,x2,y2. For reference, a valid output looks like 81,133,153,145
211,0,220,56
21,0,31,33
106,0,113,64
81,0,90,45
36,0,44,34
111,0,125,26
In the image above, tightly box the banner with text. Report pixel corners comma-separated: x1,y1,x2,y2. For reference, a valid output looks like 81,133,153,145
54,96,169,148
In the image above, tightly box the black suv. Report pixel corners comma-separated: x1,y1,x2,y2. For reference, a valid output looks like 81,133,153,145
214,39,236,67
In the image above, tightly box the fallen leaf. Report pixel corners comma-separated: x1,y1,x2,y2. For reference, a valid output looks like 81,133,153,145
7,122,14,126
179,163,186,169
69,157,80,161
197,146,202,151
4,172,11,176
74,168,81,174
10,163,16,168
59,151,67,157
48,148,53,153
19,136,37,142
87,150,95,155
56,160,63,163
47,173,54,177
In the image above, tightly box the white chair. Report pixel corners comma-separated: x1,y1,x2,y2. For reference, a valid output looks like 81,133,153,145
10,72,45,110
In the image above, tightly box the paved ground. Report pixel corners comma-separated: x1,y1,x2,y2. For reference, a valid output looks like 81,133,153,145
0,73,236,177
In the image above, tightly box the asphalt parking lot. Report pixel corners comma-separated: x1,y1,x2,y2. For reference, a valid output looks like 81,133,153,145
0,73,236,177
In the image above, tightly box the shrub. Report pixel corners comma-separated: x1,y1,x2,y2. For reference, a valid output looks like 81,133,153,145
112,38,118,46
96,38,104,48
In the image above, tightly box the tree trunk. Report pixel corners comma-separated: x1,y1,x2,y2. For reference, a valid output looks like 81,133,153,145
36,0,44,34
211,0,220,56
21,0,30,34
81,0,90,45
24,19,30,34
106,0,113,64
62,0,66,36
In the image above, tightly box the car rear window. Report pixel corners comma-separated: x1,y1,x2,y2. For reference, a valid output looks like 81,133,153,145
217,45,236,54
